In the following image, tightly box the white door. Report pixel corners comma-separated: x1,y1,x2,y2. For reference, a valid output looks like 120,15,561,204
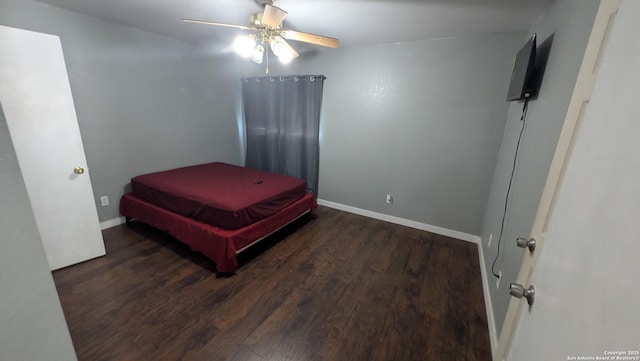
496,0,640,359
0,26,105,270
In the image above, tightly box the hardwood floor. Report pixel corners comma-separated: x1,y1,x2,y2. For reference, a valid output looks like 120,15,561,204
53,206,491,361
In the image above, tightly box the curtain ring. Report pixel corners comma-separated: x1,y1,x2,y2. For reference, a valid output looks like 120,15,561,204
269,77,275,82
293,76,299,81
279,76,285,81
310,76,315,81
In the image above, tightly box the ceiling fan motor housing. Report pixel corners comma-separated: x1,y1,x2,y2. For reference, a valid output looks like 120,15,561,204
249,12,263,26
249,13,283,29
255,0,274,7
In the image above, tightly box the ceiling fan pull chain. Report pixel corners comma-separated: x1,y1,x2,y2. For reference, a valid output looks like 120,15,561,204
266,46,270,74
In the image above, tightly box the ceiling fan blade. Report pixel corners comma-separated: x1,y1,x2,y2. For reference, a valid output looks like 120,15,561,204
182,19,254,31
282,39,299,58
281,30,340,48
262,4,287,28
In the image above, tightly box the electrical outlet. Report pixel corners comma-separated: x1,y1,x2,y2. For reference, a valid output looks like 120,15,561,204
496,270,502,289
488,233,493,247
385,194,393,204
100,196,109,206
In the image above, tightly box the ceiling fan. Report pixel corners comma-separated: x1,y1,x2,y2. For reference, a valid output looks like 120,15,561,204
182,0,339,68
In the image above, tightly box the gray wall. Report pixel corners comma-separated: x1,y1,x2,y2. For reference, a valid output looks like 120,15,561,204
479,0,600,335
0,108,77,360
246,33,525,235
0,0,243,222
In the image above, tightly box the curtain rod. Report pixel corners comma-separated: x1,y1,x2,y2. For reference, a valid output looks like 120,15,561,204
241,75,326,82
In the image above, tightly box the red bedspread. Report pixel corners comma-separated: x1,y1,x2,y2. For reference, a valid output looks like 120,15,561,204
130,162,307,229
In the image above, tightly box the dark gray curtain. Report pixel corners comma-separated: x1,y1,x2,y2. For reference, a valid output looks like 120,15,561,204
242,75,324,197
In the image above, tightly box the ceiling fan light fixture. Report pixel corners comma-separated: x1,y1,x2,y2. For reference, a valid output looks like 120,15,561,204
277,52,293,65
270,37,286,57
270,36,297,64
233,35,256,58
251,44,265,64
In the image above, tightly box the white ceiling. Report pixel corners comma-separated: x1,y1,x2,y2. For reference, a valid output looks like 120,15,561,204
35,0,555,53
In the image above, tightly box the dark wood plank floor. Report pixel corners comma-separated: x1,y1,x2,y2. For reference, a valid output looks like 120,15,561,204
53,206,491,361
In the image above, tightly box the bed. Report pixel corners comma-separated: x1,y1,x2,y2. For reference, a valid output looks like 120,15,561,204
119,162,316,273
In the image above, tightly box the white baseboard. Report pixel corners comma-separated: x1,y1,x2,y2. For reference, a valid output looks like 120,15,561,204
100,216,125,230
316,199,480,244
477,240,498,356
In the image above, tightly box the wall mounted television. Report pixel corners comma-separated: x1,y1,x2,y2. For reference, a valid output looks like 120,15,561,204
506,34,537,101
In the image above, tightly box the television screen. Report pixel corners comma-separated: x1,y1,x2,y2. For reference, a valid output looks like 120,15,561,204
506,34,537,101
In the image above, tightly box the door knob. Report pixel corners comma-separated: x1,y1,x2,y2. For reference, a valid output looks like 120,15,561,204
516,237,536,253
509,283,536,306
74,166,85,175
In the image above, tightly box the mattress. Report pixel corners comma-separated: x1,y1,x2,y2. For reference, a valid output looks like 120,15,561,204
130,162,307,229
